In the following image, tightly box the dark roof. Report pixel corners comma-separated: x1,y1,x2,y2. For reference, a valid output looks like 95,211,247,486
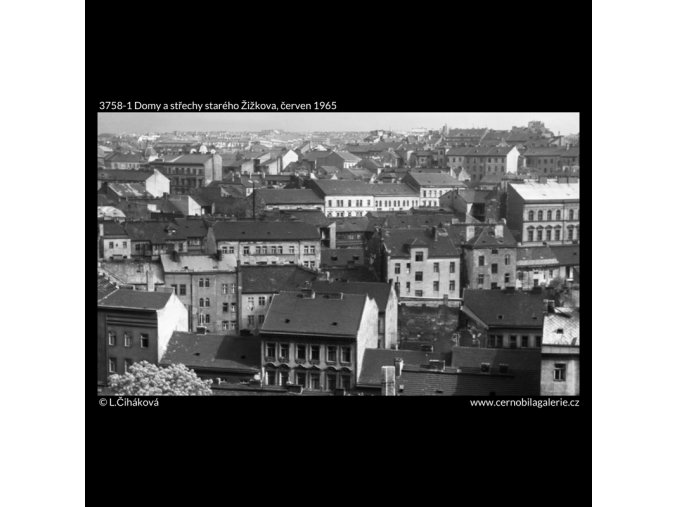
98,289,172,311
516,246,558,264
260,209,331,227
357,349,445,386
106,182,150,198
383,228,461,258
404,172,466,188
240,265,317,294
311,281,391,312
98,274,119,302
160,332,261,373
321,248,364,267
101,221,128,237
463,146,515,156
98,169,154,182
159,154,216,165
257,188,323,205
212,220,320,241
462,289,545,328
310,180,375,196
451,346,541,373
261,291,368,338
322,267,379,283
369,183,418,196
466,225,517,248
550,245,580,266
105,153,147,163
334,216,374,233
455,189,491,203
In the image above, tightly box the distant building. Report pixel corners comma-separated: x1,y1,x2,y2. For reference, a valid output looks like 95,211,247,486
541,306,580,395
506,180,580,246
103,152,147,170
149,154,223,194
259,290,379,392
462,223,518,291
254,188,325,212
97,169,170,197
309,180,375,217
460,145,520,181
99,222,131,260
402,172,466,208
97,286,188,385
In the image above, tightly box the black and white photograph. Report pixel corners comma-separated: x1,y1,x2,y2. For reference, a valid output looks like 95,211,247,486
96,112,580,398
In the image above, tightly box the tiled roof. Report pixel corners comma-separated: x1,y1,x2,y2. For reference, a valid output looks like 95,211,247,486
455,189,491,203
451,346,541,373
320,248,364,267
98,169,153,182
311,281,391,312
466,225,517,248
310,180,375,196
101,221,128,237
383,227,461,258
369,183,418,196
334,217,374,233
405,172,465,188
261,291,368,338
160,332,261,373
212,220,320,241
463,146,515,156
357,348,445,386
105,153,147,163
124,220,190,243
98,289,172,310
161,154,216,165
334,151,362,163
257,189,324,205
100,260,165,286
543,308,580,346
98,274,119,302
509,181,580,202
462,289,545,328
107,182,150,198
516,246,558,265
160,253,236,273
260,209,331,227
240,265,317,294
550,245,580,266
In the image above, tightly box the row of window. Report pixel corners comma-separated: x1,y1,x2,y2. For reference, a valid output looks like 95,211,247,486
526,225,579,242
395,260,456,273
265,343,352,364
108,331,149,349
488,334,541,348
477,273,511,285
164,166,203,175
108,357,134,374
247,296,270,307
265,368,351,391
247,315,266,326
395,281,456,295
327,199,371,208
478,253,511,266
239,245,316,255
376,199,415,208
527,209,578,222
328,211,364,217
422,189,446,198
108,241,127,249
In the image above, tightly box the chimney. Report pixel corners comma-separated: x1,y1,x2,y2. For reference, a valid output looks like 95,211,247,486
146,269,153,292
544,299,556,313
466,225,475,241
494,224,504,238
428,359,445,372
394,358,404,377
381,366,396,396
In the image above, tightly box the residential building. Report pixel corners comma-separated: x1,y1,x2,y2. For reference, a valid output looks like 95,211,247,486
459,288,545,349
522,146,580,175
160,252,238,333
311,280,398,349
440,189,499,222
239,265,318,333
381,226,462,306
259,290,379,392
356,348,445,394
506,180,580,245
462,223,518,291
160,332,261,384
308,180,375,217
97,287,189,385
210,220,322,269
540,306,580,395
370,183,420,211
149,154,223,194
97,168,170,197
99,222,131,260
99,260,164,292
103,152,146,170
125,218,209,260
461,145,520,181
402,172,466,208
254,188,325,212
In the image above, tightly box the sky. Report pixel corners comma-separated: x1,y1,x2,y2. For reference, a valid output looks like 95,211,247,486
98,112,580,136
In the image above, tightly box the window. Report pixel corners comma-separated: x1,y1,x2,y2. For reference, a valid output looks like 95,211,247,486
124,333,131,347
108,331,116,346
248,315,255,326
341,347,351,363
547,210,552,221
258,296,266,306
124,359,133,373
535,336,542,347
310,245,316,254
480,363,490,373
310,372,321,390
394,263,401,274
304,245,309,255
179,284,186,295
243,246,250,255
255,246,261,255
328,200,333,207
415,252,423,262
528,210,534,221
478,255,485,266
406,263,411,274
545,227,552,241
199,278,204,288
489,335,501,348
554,363,567,381
477,274,484,286
341,375,351,390
413,271,423,282
140,334,149,348
504,254,511,265
433,262,439,273
537,227,543,241
449,281,455,292
296,371,307,387
327,372,337,391
568,226,574,240
569,209,575,221
205,314,210,324
296,344,306,361
222,283,228,294
556,210,561,220
265,343,276,359
108,358,117,373
231,303,237,313
433,281,439,292
527,227,534,242
222,302,228,313
521,336,529,348
205,298,210,307
258,314,265,324
509,336,517,348
554,227,561,241
279,344,289,360
266,370,276,386
199,298,204,307
449,262,455,273
222,321,229,330
279,370,289,386
491,263,498,274
491,249,498,255
171,284,177,294
108,241,114,249
247,296,254,308
406,282,411,293
415,290,423,297
311,345,320,361
537,210,543,221
504,273,510,283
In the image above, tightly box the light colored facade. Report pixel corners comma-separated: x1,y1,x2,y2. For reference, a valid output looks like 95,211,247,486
506,180,580,246
281,149,299,170
540,307,580,395
167,195,203,216
463,224,518,291
402,172,466,208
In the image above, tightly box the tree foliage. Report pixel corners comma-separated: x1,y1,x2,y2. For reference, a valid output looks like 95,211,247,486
108,361,213,396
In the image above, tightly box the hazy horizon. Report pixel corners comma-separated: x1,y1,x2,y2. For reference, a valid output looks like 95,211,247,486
98,112,579,137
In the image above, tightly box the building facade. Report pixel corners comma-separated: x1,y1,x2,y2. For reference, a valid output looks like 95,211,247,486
462,224,518,292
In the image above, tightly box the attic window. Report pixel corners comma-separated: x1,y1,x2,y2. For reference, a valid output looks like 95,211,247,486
193,352,200,356
331,322,338,326
498,364,509,374
497,314,504,320
284,318,290,323
556,328,564,334
480,363,490,373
